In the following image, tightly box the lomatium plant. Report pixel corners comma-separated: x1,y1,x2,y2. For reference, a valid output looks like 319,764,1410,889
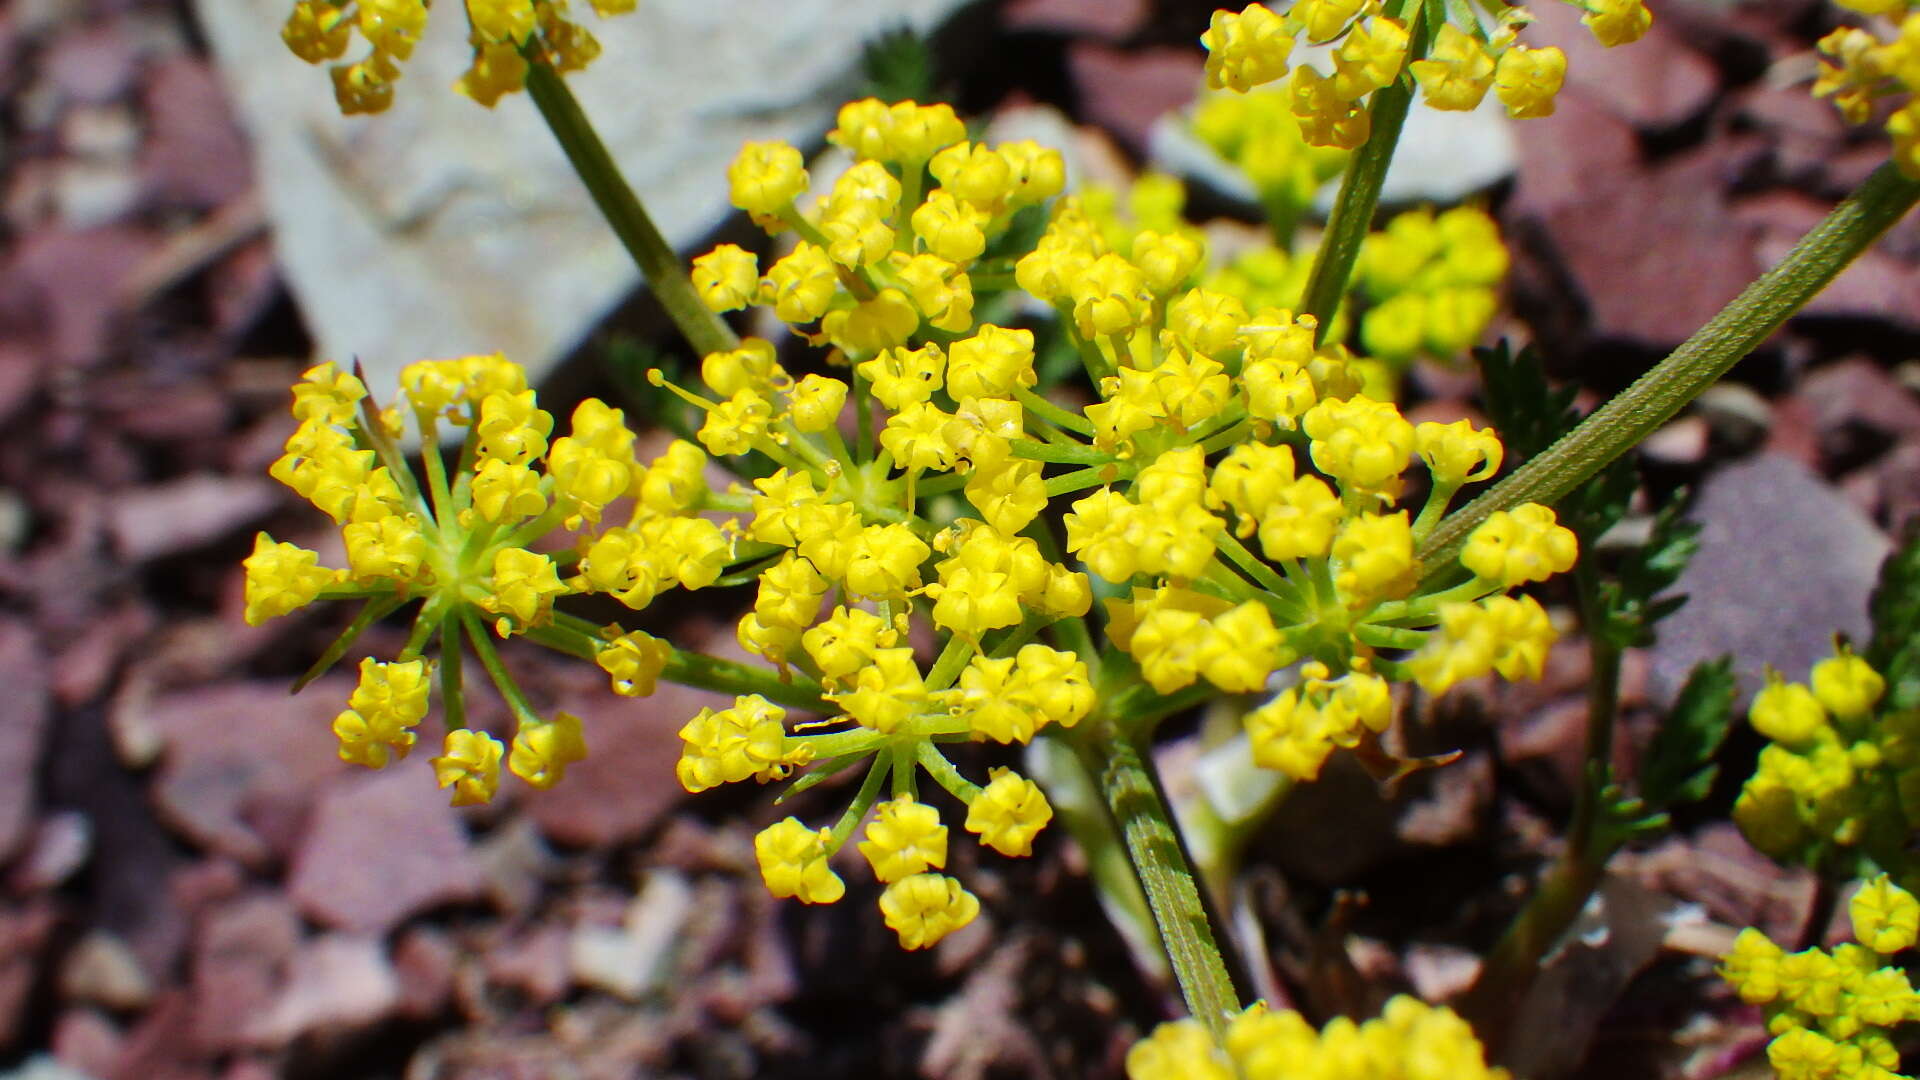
250,97,1578,949
255,0,1920,1073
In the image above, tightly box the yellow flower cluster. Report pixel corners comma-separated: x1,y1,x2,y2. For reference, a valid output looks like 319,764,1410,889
1721,876,1920,1080
695,98,1064,353
1201,0,1648,148
245,354,734,805
672,98,1575,827
1355,205,1509,364
1812,0,1920,177
1193,90,1351,214
1186,88,1515,384
1126,996,1508,1080
257,92,1582,949
280,0,632,114
1732,647,1910,871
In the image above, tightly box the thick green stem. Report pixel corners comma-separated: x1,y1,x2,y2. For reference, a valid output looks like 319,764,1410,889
1471,567,1625,1043
1296,37,1420,337
1564,563,1622,860
1079,719,1243,1038
1419,162,1920,575
1460,844,1604,1050
522,58,738,359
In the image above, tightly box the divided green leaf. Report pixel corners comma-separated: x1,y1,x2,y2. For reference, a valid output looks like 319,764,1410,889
1638,656,1737,812
1868,521,1920,712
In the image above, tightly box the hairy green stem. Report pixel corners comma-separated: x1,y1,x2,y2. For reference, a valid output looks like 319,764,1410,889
1078,719,1243,1038
1460,844,1604,1049
1564,563,1622,860
1296,29,1421,336
522,58,738,359
1418,162,1920,574
534,611,829,711
1470,563,1624,1040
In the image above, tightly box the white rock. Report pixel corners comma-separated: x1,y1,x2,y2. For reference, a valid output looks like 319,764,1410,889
1150,84,1517,214
191,0,971,393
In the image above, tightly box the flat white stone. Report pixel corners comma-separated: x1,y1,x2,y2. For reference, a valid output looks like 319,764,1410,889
1150,80,1518,213
192,0,970,393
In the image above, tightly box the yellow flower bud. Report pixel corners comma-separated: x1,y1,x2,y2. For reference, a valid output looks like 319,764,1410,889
859,797,949,883
1202,3,1295,91
597,629,671,697
1811,648,1886,718
1411,25,1496,111
879,873,980,950
508,711,586,789
242,532,336,626
691,244,760,312
1494,44,1566,119
727,141,808,219
965,768,1053,857
431,729,504,806
755,818,845,904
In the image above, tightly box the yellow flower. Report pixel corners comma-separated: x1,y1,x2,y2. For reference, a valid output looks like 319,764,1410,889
481,547,568,630
1126,1018,1234,1080
242,532,336,626
859,344,946,410
830,99,965,164
878,873,980,950
911,190,989,263
788,374,848,432
290,361,367,425
844,524,930,601
691,244,759,312
1582,0,1652,47
1416,419,1503,486
833,647,928,733
329,52,399,116
1202,3,1295,93
1070,253,1155,339
1851,876,1920,954
676,695,793,792
470,459,547,523
801,606,895,686
965,768,1053,856
929,141,1015,209
1333,511,1414,601
1411,25,1496,112
755,817,845,904
727,141,808,220
762,243,838,324
822,288,920,353
859,797,949,882
334,658,432,768
282,1,351,63
946,325,1036,401
1750,674,1829,749
1494,44,1567,119
1289,66,1371,150
1290,0,1367,44
432,729,505,806
597,629,671,697
508,710,587,789
1132,229,1206,294
1332,17,1410,100
1810,647,1886,718
1768,1027,1843,1080
1302,394,1414,499
1460,503,1578,587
